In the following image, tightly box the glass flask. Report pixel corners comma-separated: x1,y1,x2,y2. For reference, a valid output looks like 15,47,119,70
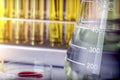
65,0,120,80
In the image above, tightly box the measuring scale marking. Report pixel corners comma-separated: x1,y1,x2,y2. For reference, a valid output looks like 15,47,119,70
76,23,106,32
66,57,86,66
70,42,87,50
66,57,98,71
92,0,110,74
67,43,102,71
70,42,101,55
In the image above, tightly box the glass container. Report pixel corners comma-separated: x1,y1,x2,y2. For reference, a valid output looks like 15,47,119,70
65,0,120,80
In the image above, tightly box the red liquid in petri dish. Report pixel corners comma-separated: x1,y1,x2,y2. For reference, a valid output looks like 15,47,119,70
18,71,43,78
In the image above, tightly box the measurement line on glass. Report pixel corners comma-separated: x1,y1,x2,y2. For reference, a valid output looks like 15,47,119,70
66,58,98,70
66,57,85,66
76,26,91,30
80,20,100,23
76,25,104,32
70,43,101,54
70,43,87,50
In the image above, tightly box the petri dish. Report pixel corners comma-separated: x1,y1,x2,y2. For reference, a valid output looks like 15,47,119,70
0,61,52,80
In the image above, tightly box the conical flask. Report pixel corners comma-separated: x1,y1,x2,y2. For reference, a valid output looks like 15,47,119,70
65,0,120,80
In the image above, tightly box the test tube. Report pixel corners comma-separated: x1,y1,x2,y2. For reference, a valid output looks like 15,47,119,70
79,0,85,20
0,0,6,43
103,0,120,20
31,0,44,45
29,0,44,45
88,1,97,20
107,0,120,20
81,0,100,21
49,0,63,47
114,0,120,19
4,0,13,43
13,0,28,44
29,0,35,45
76,0,81,21
72,0,81,21
38,0,44,44
22,0,29,44
56,0,63,46
65,0,80,47
29,0,38,45
91,1,99,20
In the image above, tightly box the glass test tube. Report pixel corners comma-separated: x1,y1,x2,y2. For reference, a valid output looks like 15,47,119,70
49,0,62,47
22,0,29,44
29,0,44,45
49,0,57,47
91,2,98,20
4,0,13,43
37,0,44,45
30,0,43,45
0,0,6,43
65,0,80,47
29,0,35,45
77,0,81,19
13,0,28,44
54,0,63,46
116,0,120,19
81,0,99,21
73,0,81,21
88,2,92,20
108,0,120,19
107,0,113,20
79,0,85,20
